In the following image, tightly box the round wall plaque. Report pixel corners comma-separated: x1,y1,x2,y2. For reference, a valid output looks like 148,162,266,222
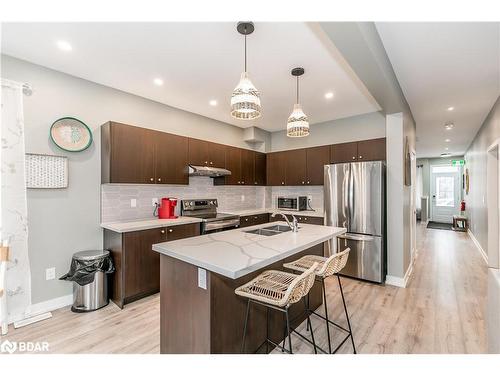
50,117,92,152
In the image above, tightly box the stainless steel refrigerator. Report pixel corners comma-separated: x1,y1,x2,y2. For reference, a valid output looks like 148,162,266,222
324,162,385,283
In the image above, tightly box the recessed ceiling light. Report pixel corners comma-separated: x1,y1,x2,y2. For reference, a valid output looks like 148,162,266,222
153,78,164,86
324,92,334,99
445,139,451,143
209,100,218,106
56,40,72,52
447,106,454,111
444,122,454,130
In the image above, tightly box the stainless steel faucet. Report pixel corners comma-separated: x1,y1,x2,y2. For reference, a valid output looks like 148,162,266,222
271,212,299,232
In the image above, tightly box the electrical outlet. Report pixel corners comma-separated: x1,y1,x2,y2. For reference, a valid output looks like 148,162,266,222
45,267,56,281
130,198,137,208
152,198,159,207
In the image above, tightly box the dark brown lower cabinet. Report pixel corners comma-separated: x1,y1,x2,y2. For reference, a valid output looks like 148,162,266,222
160,243,324,353
239,213,269,228
104,223,200,308
269,214,324,226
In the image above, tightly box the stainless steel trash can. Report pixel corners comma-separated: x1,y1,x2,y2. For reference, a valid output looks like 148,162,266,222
71,250,110,312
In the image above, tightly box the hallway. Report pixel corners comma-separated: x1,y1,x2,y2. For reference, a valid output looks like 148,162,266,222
288,222,487,353
2,224,488,354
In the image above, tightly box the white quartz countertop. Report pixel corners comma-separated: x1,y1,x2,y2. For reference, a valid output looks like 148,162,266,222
152,221,346,279
101,217,202,233
226,208,325,218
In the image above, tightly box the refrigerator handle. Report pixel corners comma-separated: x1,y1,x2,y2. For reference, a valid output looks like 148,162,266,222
348,163,354,231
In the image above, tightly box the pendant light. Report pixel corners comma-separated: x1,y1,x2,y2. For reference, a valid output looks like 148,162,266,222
231,22,262,120
287,67,310,137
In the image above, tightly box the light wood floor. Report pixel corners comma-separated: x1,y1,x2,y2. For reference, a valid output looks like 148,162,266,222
2,223,487,354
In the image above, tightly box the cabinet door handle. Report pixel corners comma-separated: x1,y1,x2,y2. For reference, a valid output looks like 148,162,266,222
352,156,356,160
209,161,213,165
307,181,310,184
281,181,285,185
237,181,241,184
302,181,305,184
304,218,308,221
254,181,258,185
359,155,363,159
161,229,165,234
150,177,154,182
157,178,162,182
245,218,249,222
168,229,173,233
242,181,245,185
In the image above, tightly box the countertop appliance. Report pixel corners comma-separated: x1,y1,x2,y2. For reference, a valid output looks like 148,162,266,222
181,199,240,234
158,197,178,219
324,162,386,283
277,196,308,211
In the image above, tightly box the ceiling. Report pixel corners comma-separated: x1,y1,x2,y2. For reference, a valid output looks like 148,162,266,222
1,22,380,132
376,22,500,158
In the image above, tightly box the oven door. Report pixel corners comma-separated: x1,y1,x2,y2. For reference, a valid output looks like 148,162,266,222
202,218,240,234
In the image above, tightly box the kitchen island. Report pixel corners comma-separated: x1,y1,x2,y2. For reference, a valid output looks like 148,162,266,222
152,221,346,354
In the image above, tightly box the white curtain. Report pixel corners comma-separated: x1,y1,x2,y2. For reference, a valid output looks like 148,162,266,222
416,165,423,212
1,78,32,324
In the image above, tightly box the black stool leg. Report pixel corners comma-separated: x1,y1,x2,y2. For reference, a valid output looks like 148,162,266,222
337,275,356,354
285,307,293,354
241,299,251,353
305,293,317,354
266,306,270,353
322,278,333,354
282,313,287,352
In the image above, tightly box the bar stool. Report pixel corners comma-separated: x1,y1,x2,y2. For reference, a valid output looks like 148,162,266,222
283,248,356,354
235,262,319,354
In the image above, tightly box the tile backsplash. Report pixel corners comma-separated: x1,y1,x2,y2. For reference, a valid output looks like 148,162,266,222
101,177,266,222
101,177,324,222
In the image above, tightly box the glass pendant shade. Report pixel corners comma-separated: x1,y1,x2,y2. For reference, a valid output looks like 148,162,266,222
231,72,262,120
287,103,310,137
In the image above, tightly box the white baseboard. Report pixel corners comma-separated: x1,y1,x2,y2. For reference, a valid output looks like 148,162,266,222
386,262,414,288
468,229,488,265
8,294,73,325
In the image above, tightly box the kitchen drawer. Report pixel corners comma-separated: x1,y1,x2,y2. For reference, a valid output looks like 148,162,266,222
240,213,270,228
166,223,201,241
269,214,323,225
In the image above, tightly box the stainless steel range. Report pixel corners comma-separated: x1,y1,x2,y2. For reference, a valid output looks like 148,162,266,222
181,199,240,234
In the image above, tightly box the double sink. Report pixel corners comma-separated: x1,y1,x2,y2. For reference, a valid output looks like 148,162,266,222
244,224,292,236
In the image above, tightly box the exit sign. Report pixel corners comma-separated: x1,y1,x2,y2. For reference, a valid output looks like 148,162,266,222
452,160,465,166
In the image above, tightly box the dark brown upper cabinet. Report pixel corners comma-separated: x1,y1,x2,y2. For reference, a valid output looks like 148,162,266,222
267,151,287,186
357,138,386,162
330,139,386,164
306,146,330,185
155,132,189,185
101,122,188,185
330,141,358,164
285,149,307,186
240,149,255,185
224,146,242,185
188,139,226,168
254,152,267,185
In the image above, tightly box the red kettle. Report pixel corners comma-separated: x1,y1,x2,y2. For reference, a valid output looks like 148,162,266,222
158,197,178,219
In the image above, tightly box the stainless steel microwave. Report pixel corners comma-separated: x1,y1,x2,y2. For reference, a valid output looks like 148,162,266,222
277,196,308,211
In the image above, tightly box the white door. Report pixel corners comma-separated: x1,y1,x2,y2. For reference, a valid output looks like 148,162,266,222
431,165,460,223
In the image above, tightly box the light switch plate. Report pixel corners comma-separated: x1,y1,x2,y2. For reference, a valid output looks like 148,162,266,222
45,267,56,281
198,268,207,290
130,198,137,208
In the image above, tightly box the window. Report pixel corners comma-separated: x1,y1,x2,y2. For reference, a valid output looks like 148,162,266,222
432,165,459,174
436,176,454,207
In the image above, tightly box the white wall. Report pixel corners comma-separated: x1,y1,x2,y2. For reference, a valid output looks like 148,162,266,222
0,55,269,304
465,95,500,252
386,111,416,283
270,111,385,151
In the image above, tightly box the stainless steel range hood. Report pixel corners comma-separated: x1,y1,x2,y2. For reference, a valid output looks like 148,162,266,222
188,165,231,177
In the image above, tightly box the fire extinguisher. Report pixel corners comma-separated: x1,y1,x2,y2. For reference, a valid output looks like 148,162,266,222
460,200,466,212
